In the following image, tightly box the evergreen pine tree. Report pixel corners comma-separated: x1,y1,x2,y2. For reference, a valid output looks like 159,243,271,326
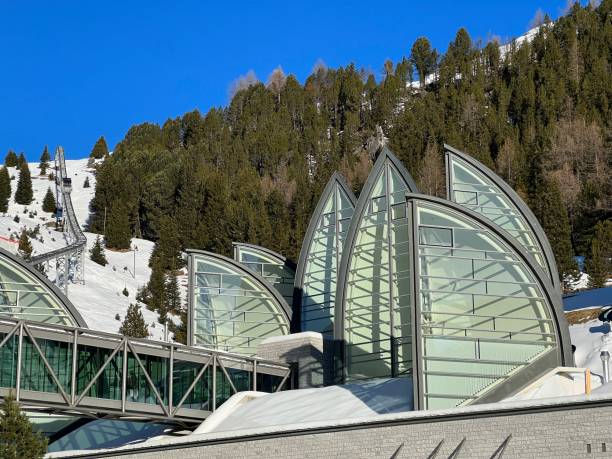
38,146,50,175
118,303,149,338
18,229,32,260
586,221,612,289
410,37,437,88
165,273,181,314
534,178,577,288
89,236,108,266
0,391,48,458
149,216,182,271
104,203,131,249
146,260,168,322
42,187,56,213
14,162,33,205
40,145,50,163
170,310,188,345
90,136,109,159
16,153,26,168
0,167,11,213
4,150,18,167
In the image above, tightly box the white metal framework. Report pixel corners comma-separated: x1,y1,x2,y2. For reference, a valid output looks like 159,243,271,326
0,317,290,426
30,146,87,296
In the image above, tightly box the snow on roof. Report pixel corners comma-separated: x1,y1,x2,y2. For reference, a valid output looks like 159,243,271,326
505,367,602,402
48,388,612,458
195,378,413,435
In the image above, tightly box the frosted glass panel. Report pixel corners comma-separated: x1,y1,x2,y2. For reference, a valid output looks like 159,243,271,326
448,154,550,278
234,245,295,306
344,157,413,381
191,254,290,355
416,201,557,409
300,178,355,336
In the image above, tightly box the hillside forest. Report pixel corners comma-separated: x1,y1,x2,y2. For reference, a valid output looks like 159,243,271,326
73,2,611,329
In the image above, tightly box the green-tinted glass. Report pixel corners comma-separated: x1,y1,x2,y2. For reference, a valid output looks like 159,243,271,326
0,256,77,326
235,246,295,306
192,255,290,356
416,201,557,409
449,155,550,277
301,181,355,336
344,161,413,381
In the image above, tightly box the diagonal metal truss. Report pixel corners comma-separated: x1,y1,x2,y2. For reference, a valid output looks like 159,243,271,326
0,317,291,426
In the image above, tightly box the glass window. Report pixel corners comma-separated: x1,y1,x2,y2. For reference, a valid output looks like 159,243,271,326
0,256,78,327
416,200,558,410
234,245,296,307
391,203,406,221
300,178,355,336
449,153,552,279
454,190,478,205
191,254,290,356
419,227,452,247
343,155,414,382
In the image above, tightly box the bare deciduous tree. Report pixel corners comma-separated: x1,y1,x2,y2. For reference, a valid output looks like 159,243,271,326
261,163,297,205
266,66,287,104
529,9,545,29
496,138,520,187
339,149,372,193
547,117,610,211
228,70,259,99
417,142,445,197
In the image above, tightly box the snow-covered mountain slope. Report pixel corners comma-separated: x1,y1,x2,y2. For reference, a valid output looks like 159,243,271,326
0,159,184,340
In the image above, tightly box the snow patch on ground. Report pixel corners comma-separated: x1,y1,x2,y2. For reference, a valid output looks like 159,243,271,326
0,159,182,340
570,318,612,373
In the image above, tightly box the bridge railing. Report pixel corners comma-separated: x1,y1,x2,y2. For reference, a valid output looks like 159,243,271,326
0,317,290,425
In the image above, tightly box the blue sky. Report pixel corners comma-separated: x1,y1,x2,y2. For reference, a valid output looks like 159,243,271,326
0,1,571,160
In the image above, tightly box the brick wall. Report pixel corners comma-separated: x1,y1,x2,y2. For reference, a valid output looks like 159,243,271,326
100,399,612,459
257,332,334,388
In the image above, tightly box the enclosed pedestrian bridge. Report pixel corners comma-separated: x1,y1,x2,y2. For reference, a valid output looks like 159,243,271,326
0,317,290,426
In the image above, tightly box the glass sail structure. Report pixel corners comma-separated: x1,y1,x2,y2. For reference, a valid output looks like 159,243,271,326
0,248,86,327
409,195,571,410
233,243,296,307
335,147,419,382
187,250,291,356
445,145,560,290
295,173,356,336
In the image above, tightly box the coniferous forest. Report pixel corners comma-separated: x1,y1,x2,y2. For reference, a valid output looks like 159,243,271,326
88,2,611,290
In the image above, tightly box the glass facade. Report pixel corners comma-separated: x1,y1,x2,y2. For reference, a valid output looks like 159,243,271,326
414,198,559,409
446,148,556,283
0,325,288,419
233,244,295,307
0,250,83,327
340,150,417,382
189,251,291,356
298,174,355,336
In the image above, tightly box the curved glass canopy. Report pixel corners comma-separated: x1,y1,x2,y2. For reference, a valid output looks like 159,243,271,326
187,250,291,356
410,195,570,409
295,173,356,336
0,248,86,327
335,147,419,382
445,145,560,291
233,243,296,307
